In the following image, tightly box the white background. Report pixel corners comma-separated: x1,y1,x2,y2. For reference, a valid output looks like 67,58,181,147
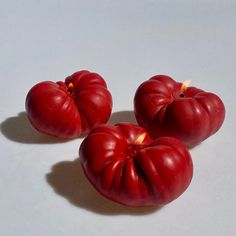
1,1,236,235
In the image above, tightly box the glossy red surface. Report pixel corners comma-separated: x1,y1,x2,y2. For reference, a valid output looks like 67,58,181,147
79,123,193,207
134,75,225,147
25,70,112,138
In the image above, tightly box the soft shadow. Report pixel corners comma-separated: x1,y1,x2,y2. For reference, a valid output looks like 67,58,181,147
46,158,160,215
0,112,69,144
0,111,137,144
108,110,137,125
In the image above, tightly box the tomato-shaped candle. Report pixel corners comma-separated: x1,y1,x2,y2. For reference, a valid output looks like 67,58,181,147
79,123,193,207
134,75,225,147
25,70,112,138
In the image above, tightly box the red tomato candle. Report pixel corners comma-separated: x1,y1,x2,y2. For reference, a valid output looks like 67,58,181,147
25,70,112,138
79,123,193,207
134,75,225,147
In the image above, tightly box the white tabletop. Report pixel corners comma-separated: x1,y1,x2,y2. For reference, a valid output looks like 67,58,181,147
1,1,236,235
